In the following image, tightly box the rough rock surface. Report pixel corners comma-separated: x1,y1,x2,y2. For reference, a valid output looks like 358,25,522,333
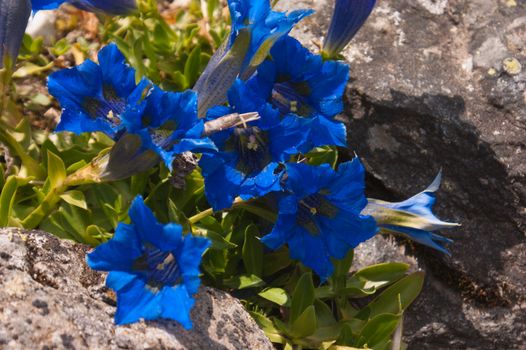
0,228,273,350
276,0,526,349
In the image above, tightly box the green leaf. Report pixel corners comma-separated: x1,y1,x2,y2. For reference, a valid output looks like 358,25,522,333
306,146,338,168
262,247,292,276
242,224,264,276
350,262,409,290
224,274,264,289
290,305,317,339
60,191,88,210
335,323,358,346
0,176,19,227
290,272,315,324
194,227,237,250
356,272,425,320
184,46,202,87
358,313,400,348
47,150,66,189
259,288,290,306
249,311,286,345
306,300,341,344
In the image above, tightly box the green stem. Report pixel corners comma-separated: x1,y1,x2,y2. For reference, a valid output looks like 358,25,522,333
0,128,45,179
187,197,273,224
188,206,215,224
0,68,45,180
21,168,99,229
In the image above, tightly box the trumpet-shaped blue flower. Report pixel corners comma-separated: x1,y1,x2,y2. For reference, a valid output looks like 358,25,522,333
127,87,217,169
247,35,348,151
50,44,215,171
49,43,150,138
87,196,210,327
0,0,31,68
194,0,312,116
363,172,459,255
322,0,376,58
200,79,306,210
261,159,377,281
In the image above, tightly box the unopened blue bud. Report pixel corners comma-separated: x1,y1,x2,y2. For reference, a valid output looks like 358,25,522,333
323,0,376,58
0,0,31,68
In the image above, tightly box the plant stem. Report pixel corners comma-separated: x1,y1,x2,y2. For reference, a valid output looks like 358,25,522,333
20,166,99,229
187,197,272,224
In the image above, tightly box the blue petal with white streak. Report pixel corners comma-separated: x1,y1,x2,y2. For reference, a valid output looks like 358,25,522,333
363,171,460,255
193,0,312,116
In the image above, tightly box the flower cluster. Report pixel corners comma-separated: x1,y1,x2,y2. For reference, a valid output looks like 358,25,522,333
41,0,458,329
48,43,217,174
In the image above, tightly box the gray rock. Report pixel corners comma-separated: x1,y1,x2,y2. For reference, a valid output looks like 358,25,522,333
277,0,526,348
0,228,273,350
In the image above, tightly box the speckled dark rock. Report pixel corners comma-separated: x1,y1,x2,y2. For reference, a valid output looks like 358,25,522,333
276,0,526,348
0,228,273,350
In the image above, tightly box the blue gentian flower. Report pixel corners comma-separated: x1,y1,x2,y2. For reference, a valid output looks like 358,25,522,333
200,79,306,210
50,44,215,171
247,35,349,151
0,0,31,68
48,43,151,138
32,0,136,14
194,0,312,116
322,0,376,58
127,87,217,170
87,196,210,327
261,159,377,280
363,172,460,255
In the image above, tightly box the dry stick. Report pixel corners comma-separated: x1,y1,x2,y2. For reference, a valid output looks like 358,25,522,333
202,112,260,136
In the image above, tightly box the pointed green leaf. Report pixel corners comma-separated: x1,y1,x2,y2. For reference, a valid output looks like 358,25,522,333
358,313,400,348
0,176,19,227
184,46,202,87
351,262,409,290
290,272,315,323
47,150,66,189
259,288,290,306
357,272,425,320
224,274,264,289
249,311,286,344
242,224,264,276
263,247,292,276
60,190,88,210
306,146,339,168
335,323,358,346
290,305,317,339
